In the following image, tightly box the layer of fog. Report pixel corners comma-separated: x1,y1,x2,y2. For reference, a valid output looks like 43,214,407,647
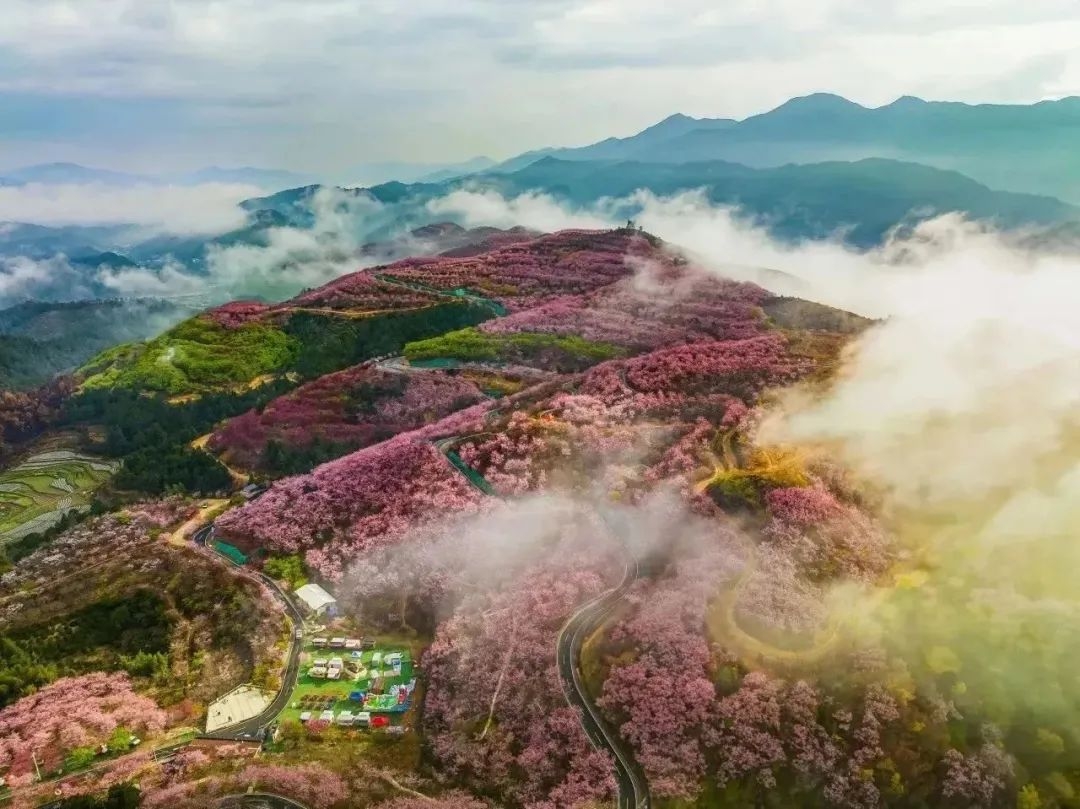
0,181,259,233
0,187,436,307
426,186,1080,726
338,488,741,628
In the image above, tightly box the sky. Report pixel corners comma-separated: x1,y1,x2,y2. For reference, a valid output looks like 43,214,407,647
2,0,1080,175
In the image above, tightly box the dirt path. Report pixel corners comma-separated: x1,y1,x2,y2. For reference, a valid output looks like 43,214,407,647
190,434,250,487
167,499,229,546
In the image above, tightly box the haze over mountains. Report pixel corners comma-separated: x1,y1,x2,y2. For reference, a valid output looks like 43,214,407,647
0,157,498,193
495,93,1080,203
2,91,1080,390
7,93,1080,200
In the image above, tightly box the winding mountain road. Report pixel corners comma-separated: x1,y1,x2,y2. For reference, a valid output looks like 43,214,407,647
557,557,651,809
432,437,651,808
192,524,304,740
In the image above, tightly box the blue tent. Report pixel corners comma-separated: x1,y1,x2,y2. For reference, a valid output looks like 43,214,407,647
349,691,365,702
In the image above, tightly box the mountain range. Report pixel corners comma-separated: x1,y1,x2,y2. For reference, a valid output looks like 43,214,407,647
4,92,1080,324
495,93,1080,204
306,156,1076,248
0,156,497,192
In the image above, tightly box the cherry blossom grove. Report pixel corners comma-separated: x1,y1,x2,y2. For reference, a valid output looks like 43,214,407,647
0,673,166,785
192,226,1045,808
210,363,486,468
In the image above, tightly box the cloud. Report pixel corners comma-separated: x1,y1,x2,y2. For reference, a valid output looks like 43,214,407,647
708,202,1080,726
427,188,610,232
95,260,206,298
201,187,386,301
3,0,1080,172
0,252,210,306
427,183,1080,728
0,182,257,232
0,254,93,302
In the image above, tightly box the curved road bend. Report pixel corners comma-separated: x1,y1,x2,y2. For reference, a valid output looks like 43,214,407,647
557,557,651,809
192,524,304,739
432,436,651,808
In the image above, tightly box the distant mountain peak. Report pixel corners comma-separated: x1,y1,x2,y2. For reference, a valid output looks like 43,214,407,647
772,92,867,113
643,112,735,131
656,113,696,125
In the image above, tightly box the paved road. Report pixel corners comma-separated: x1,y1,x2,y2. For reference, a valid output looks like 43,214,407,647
217,793,311,808
193,524,304,740
557,557,651,809
433,434,651,808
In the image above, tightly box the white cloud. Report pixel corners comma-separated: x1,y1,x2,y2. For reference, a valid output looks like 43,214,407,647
0,182,257,232
427,188,609,232
2,0,1079,171
0,255,90,301
95,261,205,297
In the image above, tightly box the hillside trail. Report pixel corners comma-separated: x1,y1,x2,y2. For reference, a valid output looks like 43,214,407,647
166,498,229,546
190,433,250,487
693,428,844,666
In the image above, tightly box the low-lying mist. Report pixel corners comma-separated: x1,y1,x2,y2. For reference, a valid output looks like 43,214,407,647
423,186,1080,732
0,181,259,232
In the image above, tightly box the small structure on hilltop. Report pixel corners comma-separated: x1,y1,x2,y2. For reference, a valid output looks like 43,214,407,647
295,583,338,617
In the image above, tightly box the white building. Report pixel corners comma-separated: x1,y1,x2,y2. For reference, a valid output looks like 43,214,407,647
294,583,338,617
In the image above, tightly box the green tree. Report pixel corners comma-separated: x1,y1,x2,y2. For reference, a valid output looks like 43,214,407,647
1018,783,1044,809
64,746,97,771
263,554,308,589
1036,728,1066,756
108,726,133,750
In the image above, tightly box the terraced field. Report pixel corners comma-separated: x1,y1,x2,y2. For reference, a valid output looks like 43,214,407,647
0,450,118,543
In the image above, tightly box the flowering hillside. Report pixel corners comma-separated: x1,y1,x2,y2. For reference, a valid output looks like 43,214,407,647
0,673,166,787
353,229,658,309
209,363,487,470
36,226,1067,809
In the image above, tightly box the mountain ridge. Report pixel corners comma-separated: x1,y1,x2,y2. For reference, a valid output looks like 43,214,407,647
495,93,1080,202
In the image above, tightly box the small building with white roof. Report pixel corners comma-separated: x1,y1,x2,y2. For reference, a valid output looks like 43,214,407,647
294,583,338,617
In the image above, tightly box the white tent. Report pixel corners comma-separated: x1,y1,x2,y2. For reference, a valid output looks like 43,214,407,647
294,583,338,616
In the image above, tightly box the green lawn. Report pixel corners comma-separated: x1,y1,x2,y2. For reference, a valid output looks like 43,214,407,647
277,645,415,726
403,327,625,371
0,451,117,543
80,315,299,395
